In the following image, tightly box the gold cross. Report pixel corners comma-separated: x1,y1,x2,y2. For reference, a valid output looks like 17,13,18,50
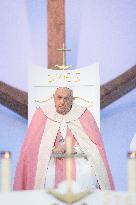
55,43,72,70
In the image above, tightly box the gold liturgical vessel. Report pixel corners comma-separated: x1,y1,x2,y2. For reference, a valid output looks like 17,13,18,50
48,137,90,204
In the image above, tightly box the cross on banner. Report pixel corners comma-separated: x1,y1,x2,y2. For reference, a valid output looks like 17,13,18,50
55,43,72,70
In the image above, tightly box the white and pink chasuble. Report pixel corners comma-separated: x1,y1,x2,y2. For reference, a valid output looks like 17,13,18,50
14,103,115,191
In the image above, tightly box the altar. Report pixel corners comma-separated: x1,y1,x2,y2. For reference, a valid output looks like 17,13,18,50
0,190,136,205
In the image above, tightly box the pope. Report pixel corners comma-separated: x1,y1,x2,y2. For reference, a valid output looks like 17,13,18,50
14,87,114,191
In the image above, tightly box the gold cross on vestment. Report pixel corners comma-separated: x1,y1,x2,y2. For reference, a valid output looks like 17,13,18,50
55,43,72,70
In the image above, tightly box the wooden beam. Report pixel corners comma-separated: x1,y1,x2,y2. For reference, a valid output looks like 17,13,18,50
0,65,136,119
48,0,65,69
100,64,136,108
0,82,28,118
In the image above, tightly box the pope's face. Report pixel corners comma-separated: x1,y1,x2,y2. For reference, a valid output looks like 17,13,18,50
53,87,74,115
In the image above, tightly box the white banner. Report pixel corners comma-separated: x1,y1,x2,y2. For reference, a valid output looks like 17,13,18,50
28,63,100,127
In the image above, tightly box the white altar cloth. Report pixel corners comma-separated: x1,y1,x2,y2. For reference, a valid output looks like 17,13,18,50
0,190,135,205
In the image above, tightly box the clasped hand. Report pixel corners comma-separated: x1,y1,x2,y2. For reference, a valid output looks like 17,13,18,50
52,144,77,154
